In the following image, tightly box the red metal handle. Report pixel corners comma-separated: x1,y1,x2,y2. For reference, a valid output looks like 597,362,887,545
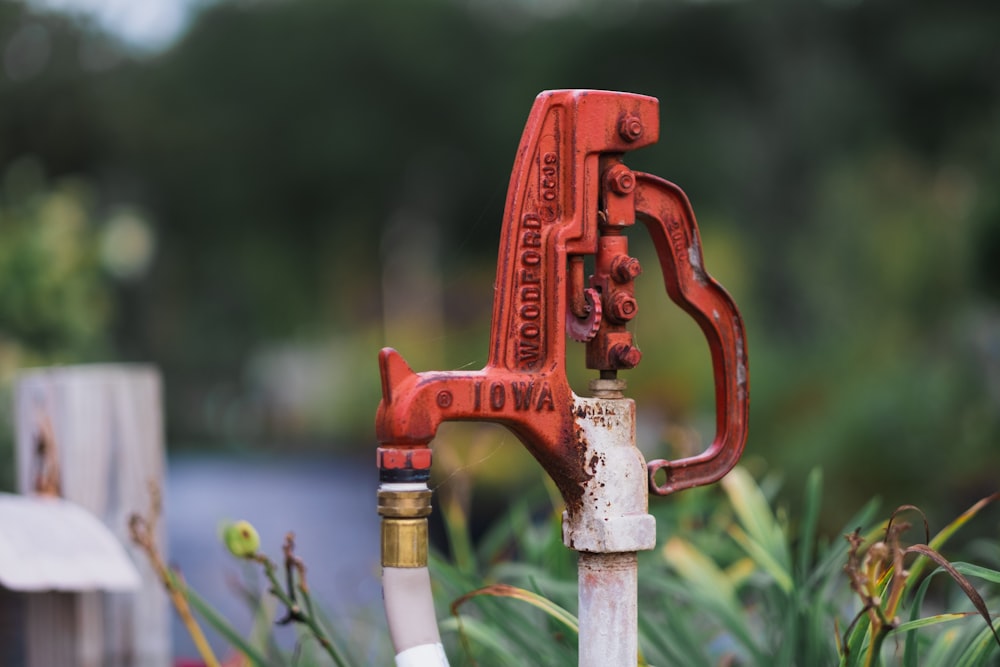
635,173,749,495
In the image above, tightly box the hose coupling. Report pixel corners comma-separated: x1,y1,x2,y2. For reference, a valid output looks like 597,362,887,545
378,487,432,568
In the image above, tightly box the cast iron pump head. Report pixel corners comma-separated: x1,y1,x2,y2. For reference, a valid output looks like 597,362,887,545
375,89,748,503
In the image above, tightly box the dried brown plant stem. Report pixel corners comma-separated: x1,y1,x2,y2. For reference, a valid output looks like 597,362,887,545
251,532,350,667
129,483,222,667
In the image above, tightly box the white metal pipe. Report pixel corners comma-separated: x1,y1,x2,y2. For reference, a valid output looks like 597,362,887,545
563,388,655,666
578,552,639,667
562,394,655,554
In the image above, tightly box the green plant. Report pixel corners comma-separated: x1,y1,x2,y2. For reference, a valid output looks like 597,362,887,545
435,467,1000,667
133,466,999,666
840,496,1000,667
130,486,375,666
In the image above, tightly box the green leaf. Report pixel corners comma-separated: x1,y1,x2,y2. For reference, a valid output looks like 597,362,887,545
721,467,789,569
894,612,980,635
954,622,1000,667
171,571,272,667
638,605,711,665
439,616,524,666
920,626,962,666
904,544,1000,651
910,492,1000,583
952,562,1000,586
797,467,823,579
810,498,882,590
728,523,794,594
660,537,765,663
440,490,477,576
662,536,736,605
904,559,1000,667
450,583,578,634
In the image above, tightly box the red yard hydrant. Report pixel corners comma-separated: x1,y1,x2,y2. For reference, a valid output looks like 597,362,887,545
375,90,749,667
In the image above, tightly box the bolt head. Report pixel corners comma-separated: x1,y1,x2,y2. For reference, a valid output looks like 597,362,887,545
618,114,643,142
605,164,636,195
612,256,642,283
614,171,635,193
609,343,642,369
607,291,638,323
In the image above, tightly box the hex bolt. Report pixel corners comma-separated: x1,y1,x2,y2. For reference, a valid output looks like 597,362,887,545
607,291,638,323
611,255,642,283
618,114,643,142
609,343,642,369
606,164,635,195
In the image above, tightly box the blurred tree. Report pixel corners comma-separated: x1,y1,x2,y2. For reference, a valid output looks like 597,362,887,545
1,0,999,522
0,166,114,489
0,172,109,360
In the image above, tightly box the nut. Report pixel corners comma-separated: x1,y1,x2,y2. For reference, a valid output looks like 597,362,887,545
605,164,635,195
609,343,642,369
611,256,642,283
618,114,643,142
607,291,638,323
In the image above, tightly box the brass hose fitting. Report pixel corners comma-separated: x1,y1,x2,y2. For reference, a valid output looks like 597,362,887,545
378,488,432,568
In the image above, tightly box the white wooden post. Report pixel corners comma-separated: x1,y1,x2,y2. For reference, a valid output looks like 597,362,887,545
13,364,170,667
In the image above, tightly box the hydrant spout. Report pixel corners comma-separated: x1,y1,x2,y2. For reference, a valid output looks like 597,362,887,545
376,347,591,508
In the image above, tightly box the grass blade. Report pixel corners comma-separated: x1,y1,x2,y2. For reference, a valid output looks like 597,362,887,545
810,498,882,589
797,468,823,579
721,467,789,568
176,571,273,667
438,616,524,666
895,612,981,635
661,536,765,663
440,488,477,576
728,523,794,593
451,582,579,634
909,492,1000,583
905,544,1000,651
955,621,1000,667
952,561,1000,586
638,603,712,665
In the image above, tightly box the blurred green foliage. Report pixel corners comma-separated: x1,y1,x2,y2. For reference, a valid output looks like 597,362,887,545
1,0,999,523
0,171,109,364
0,158,114,488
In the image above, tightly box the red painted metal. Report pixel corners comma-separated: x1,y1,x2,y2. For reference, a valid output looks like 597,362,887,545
376,89,749,503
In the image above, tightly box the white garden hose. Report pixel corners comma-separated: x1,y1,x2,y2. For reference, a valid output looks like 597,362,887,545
378,481,449,666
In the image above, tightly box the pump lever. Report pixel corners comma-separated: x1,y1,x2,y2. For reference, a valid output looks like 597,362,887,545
634,173,749,494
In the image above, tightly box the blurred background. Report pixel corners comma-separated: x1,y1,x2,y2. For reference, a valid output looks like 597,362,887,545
1,0,999,652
